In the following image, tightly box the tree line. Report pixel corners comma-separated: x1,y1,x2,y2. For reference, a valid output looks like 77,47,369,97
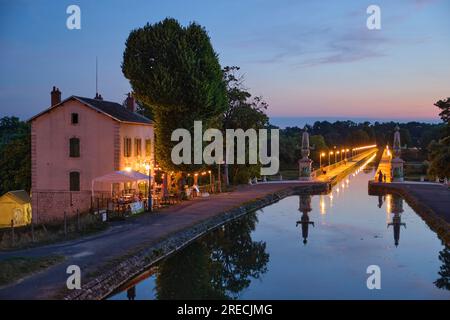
278,120,445,170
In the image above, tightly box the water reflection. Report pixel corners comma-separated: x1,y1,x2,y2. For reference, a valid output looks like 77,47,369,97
377,195,383,208
110,164,450,299
149,213,268,299
319,195,326,215
435,247,450,291
296,195,314,245
386,194,406,247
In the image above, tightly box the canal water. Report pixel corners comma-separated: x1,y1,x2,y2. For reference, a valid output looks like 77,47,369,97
110,161,450,300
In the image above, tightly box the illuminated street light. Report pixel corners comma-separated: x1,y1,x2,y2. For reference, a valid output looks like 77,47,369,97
320,152,325,168
329,151,334,165
207,170,212,192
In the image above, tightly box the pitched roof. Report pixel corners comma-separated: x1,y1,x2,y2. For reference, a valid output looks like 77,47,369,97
28,96,152,125
0,190,31,204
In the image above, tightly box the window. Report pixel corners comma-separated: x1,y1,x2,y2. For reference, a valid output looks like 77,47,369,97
124,137,132,157
71,113,79,124
69,172,80,191
145,139,152,157
69,137,80,157
134,138,142,157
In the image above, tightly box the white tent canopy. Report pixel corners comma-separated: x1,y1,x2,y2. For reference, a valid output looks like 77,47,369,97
91,170,151,196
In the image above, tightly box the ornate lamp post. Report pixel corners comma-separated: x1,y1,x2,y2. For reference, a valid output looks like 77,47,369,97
391,125,405,182
298,127,313,181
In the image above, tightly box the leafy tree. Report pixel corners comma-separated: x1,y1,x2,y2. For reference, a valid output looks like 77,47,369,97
310,135,327,151
399,128,412,147
427,97,450,178
0,116,28,148
278,127,301,169
309,135,328,166
0,117,31,195
350,129,370,145
434,98,450,130
122,18,227,172
427,136,450,178
221,66,269,184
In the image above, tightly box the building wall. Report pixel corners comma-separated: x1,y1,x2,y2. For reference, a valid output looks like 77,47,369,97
31,99,117,222
119,122,155,175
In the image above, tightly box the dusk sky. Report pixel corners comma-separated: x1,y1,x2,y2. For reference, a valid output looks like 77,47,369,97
0,0,449,123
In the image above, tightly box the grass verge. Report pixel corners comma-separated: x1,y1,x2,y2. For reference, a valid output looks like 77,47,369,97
0,255,65,286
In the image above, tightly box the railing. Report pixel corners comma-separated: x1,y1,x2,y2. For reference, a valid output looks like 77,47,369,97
312,148,378,178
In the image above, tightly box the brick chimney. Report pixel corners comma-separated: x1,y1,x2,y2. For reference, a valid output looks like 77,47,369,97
51,86,61,106
125,92,135,112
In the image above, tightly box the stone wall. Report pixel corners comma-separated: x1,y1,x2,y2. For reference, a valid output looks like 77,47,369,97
32,191,91,223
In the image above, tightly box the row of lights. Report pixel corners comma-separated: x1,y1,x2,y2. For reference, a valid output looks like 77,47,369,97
318,144,377,167
187,170,211,177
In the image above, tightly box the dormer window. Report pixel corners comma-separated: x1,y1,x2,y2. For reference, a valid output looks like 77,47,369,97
71,113,79,124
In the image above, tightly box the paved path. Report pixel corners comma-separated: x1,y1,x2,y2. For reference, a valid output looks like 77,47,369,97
374,147,392,182
0,181,320,300
315,149,377,182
